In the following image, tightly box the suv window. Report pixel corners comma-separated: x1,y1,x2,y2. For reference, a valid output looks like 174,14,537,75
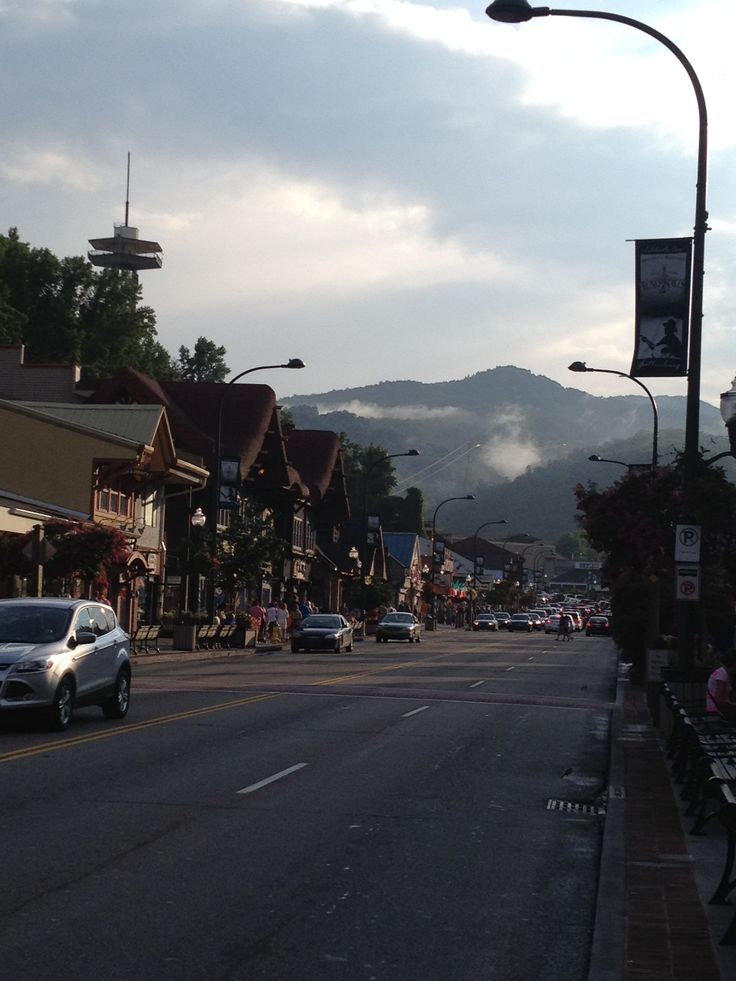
90,606,111,635
74,608,96,634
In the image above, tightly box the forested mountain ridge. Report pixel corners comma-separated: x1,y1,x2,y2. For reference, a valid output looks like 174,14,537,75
284,367,730,541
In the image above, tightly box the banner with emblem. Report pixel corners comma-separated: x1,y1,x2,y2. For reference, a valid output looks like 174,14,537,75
631,237,691,377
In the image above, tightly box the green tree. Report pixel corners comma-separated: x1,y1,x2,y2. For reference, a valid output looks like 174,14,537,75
340,437,403,518
555,531,594,561
280,406,296,433
0,228,177,381
177,336,229,383
216,502,286,604
574,456,736,679
379,486,424,533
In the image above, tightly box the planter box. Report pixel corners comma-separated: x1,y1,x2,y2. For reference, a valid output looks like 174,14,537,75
172,623,198,651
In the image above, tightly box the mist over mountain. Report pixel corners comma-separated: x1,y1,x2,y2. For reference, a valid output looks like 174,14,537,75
283,367,730,542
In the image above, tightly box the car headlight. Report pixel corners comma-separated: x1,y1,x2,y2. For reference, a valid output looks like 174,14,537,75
15,657,54,673
324,633,338,640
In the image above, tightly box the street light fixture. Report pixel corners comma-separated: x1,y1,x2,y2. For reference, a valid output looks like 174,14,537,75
589,454,652,473
430,495,475,626
360,449,420,600
210,359,305,619
487,2,708,667
470,518,507,621
703,379,736,466
569,361,658,470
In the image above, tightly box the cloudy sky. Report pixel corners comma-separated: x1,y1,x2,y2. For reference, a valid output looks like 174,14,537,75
1,0,734,413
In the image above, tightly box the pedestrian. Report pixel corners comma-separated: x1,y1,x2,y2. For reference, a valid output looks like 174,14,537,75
557,613,573,642
289,601,302,633
706,651,736,722
276,601,288,640
249,599,264,642
266,601,279,640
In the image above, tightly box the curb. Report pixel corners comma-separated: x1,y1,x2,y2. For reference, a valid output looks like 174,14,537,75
587,669,626,980
131,643,284,665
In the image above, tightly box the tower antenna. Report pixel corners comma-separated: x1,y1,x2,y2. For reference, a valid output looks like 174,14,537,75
124,151,131,226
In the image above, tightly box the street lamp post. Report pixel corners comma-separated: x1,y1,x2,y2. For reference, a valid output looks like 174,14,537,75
359,449,419,605
487,0,708,666
209,359,305,620
430,495,475,626
569,362,659,470
184,507,206,614
532,547,553,596
470,518,507,622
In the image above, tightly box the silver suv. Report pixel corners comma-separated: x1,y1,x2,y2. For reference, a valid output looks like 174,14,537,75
0,597,131,731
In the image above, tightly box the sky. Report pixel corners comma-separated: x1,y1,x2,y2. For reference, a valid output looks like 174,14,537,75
1,0,734,416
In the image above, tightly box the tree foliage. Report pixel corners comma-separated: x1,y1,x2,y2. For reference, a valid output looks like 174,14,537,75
574,456,736,674
177,336,229,383
216,503,286,603
555,531,594,561
379,486,424,534
341,437,395,514
0,228,178,381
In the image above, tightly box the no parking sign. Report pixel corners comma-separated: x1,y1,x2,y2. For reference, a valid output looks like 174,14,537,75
676,565,700,601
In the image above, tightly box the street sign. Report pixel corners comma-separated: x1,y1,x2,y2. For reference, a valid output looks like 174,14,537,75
675,524,701,563
675,565,700,601
574,561,601,570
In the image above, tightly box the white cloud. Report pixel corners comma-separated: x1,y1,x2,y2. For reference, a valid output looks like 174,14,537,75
139,160,507,316
0,146,102,191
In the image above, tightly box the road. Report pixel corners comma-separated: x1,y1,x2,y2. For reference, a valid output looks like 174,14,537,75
0,625,618,981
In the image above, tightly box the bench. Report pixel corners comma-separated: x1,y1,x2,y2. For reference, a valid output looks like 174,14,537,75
196,624,219,650
661,678,736,944
130,623,161,655
216,624,237,648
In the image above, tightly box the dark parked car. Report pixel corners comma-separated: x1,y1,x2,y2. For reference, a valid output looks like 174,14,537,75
0,597,131,731
291,614,354,653
376,612,422,643
508,613,533,632
586,615,610,636
472,613,498,631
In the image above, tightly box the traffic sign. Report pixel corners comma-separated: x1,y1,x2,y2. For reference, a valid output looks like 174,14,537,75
675,565,700,601
675,525,701,563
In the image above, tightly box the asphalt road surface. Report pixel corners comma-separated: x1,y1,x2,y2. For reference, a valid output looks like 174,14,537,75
0,625,618,981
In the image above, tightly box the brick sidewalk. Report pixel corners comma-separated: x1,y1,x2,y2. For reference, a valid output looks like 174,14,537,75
621,682,721,980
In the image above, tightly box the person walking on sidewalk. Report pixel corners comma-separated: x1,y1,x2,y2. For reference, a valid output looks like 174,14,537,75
266,601,279,640
276,601,289,641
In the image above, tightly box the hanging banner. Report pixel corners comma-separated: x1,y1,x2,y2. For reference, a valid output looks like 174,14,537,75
631,237,691,377
218,456,240,509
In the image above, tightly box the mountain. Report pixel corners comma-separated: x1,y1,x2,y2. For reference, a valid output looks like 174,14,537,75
282,367,730,542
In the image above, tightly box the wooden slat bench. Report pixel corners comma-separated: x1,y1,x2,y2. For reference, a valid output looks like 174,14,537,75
130,624,161,655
